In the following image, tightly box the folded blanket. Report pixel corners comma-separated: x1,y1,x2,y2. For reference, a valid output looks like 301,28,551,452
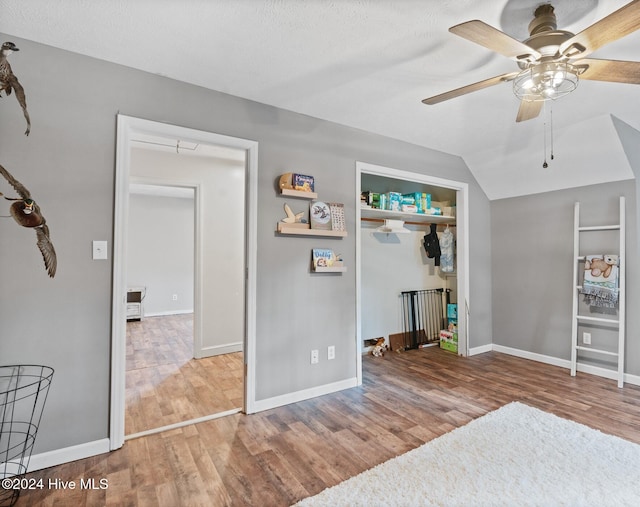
581,254,619,308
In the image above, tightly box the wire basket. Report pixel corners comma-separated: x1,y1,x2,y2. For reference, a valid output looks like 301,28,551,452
1,365,54,507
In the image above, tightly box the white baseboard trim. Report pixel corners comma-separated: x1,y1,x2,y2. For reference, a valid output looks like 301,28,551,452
575,362,640,386
252,377,359,413
144,309,194,317
468,344,492,356
492,344,640,387
198,342,243,357
27,438,110,472
491,344,570,369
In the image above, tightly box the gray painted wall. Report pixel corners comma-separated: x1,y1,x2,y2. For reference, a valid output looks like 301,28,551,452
491,181,638,374
612,116,640,248
127,193,194,316
0,34,491,454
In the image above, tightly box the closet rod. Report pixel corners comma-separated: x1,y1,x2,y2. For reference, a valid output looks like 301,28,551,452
361,217,456,227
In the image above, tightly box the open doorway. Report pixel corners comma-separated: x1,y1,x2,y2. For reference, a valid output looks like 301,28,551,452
110,116,258,450
355,161,470,383
124,182,244,436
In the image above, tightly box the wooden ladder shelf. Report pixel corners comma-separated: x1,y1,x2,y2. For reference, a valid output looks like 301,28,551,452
570,197,626,387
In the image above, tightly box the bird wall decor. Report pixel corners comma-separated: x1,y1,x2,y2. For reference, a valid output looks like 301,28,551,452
0,42,31,136
282,203,306,224
0,163,56,277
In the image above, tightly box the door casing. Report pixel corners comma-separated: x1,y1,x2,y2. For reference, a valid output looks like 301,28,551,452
111,115,258,449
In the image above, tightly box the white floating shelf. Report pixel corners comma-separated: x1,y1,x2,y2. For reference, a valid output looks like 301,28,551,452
313,266,347,273
277,222,347,237
280,188,318,199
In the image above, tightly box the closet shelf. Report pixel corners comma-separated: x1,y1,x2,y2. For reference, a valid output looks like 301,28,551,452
360,207,455,225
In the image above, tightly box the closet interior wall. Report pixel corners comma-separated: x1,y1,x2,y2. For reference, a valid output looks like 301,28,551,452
360,173,457,350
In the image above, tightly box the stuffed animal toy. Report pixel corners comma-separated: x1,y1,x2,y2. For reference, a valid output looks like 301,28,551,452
585,254,618,278
371,338,388,357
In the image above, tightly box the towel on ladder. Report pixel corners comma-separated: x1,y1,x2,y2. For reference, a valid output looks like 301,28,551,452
581,254,619,308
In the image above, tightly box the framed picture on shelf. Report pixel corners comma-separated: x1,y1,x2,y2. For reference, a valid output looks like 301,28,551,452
310,201,332,230
329,202,345,231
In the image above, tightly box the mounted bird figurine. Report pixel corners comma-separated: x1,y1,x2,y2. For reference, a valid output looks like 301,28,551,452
0,42,31,136
0,163,56,277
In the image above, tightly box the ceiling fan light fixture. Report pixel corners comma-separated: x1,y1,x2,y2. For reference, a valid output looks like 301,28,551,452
513,61,579,102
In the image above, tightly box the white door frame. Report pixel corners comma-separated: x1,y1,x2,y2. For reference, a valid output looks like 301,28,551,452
355,161,470,383
110,115,258,450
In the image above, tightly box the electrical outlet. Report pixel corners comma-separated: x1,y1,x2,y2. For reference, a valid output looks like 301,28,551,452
583,332,591,345
311,349,319,364
328,345,335,360
172,294,178,301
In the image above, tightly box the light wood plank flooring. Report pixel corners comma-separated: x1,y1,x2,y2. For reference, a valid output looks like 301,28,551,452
17,347,640,506
126,314,243,435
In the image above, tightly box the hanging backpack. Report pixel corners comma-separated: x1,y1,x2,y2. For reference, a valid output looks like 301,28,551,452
423,223,441,266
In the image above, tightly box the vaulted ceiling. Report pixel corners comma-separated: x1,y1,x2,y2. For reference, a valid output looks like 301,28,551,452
3,0,639,199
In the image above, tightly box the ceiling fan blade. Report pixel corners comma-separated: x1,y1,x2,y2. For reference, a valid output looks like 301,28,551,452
560,0,640,59
450,20,541,62
422,71,520,105
575,58,640,84
516,100,543,123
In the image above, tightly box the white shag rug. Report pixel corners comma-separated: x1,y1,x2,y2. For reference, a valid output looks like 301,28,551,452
293,402,640,507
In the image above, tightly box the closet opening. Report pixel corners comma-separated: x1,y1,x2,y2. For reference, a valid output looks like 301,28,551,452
355,162,469,384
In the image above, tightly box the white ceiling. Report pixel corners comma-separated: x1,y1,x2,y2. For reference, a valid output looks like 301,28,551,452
2,0,638,199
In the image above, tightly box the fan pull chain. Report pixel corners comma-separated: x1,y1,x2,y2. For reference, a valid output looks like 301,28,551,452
550,106,554,161
542,102,548,168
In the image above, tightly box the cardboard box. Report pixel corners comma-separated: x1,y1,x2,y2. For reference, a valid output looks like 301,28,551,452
440,329,458,353
389,332,408,351
440,340,458,353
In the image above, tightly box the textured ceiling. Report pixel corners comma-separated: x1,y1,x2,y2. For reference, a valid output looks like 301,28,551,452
2,0,638,199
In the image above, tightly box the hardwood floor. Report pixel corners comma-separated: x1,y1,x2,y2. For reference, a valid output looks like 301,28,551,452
16,347,640,506
126,314,243,435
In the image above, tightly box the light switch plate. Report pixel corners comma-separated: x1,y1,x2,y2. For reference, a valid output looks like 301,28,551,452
93,240,108,260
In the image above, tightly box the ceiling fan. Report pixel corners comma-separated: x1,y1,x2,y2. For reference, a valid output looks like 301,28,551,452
422,0,640,122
